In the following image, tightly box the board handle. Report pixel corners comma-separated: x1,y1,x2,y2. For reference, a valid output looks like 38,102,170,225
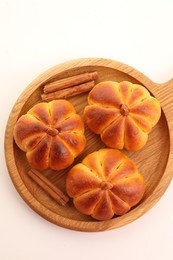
159,78,173,100
151,78,173,125
162,78,173,87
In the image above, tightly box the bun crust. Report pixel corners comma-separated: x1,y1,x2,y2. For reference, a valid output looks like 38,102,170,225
13,100,86,170
84,81,161,151
66,149,145,220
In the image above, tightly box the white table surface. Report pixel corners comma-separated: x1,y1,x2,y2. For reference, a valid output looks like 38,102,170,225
1,1,173,259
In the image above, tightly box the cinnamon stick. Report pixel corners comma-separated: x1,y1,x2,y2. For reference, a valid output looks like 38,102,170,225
28,169,69,206
43,71,98,94
41,80,95,102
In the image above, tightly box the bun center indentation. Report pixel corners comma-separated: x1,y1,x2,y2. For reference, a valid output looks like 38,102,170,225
101,181,113,190
47,127,59,136
120,104,129,116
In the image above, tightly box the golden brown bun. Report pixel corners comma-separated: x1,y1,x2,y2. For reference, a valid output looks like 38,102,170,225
13,100,86,170
84,81,161,151
66,149,145,220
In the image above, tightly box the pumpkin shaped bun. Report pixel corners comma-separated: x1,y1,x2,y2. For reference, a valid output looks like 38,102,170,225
13,100,86,171
66,149,145,221
84,81,161,151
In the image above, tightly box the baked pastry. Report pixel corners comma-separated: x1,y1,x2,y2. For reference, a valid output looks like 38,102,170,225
84,81,161,151
66,149,145,220
13,100,86,170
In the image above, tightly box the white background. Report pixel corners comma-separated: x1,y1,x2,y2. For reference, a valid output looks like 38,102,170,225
1,0,173,259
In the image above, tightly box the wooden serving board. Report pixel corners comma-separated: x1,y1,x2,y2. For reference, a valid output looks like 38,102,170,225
5,58,173,232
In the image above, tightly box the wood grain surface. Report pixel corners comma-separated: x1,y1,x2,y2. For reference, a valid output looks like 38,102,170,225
4,58,173,232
